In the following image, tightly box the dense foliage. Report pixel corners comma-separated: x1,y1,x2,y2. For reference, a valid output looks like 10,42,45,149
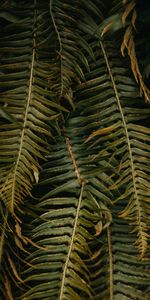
0,0,150,299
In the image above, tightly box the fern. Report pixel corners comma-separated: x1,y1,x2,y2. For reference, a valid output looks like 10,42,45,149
72,31,150,256
20,117,112,299
48,0,91,107
88,206,150,300
0,0,150,299
0,0,62,214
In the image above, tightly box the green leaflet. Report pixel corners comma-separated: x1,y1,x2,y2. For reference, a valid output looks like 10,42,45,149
0,105,18,123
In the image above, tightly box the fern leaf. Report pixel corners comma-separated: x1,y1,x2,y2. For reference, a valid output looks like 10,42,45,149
55,1,150,257
70,32,150,256
20,113,112,299
88,206,150,299
0,1,62,214
20,144,95,299
48,0,91,105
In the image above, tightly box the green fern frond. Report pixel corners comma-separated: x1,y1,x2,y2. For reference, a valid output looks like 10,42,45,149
88,206,150,300
98,39,150,257
0,1,63,214
70,33,150,256
48,0,91,106
0,1,150,299
20,126,112,299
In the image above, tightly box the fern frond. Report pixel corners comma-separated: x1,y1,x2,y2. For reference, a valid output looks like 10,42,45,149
120,22,150,103
0,1,62,214
0,1,150,298
88,206,150,299
48,0,92,107
19,70,116,299
71,34,150,256
99,0,150,102
112,0,150,102
99,39,150,256
20,125,113,299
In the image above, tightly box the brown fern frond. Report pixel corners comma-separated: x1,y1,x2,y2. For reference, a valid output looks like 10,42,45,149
121,0,150,102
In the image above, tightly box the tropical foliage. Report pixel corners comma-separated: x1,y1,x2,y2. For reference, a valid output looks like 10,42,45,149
0,0,150,299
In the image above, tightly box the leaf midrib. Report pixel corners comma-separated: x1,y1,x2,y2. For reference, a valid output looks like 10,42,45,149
59,183,84,300
49,0,64,99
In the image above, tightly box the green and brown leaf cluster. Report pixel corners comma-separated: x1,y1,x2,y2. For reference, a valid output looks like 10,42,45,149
0,0,150,299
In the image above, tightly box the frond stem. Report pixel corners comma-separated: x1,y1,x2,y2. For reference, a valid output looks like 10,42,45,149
9,0,37,213
49,0,64,98
66,137,82,185
59,182,85,299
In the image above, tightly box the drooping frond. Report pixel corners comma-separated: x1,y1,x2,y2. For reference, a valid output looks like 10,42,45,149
70,29,150,256
99,39,150,257
120,0,150,102
20,117,112,299
48,0,92,106
110,0,150,102
97,0,150,102
0,0,150,299
0,0,63,215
